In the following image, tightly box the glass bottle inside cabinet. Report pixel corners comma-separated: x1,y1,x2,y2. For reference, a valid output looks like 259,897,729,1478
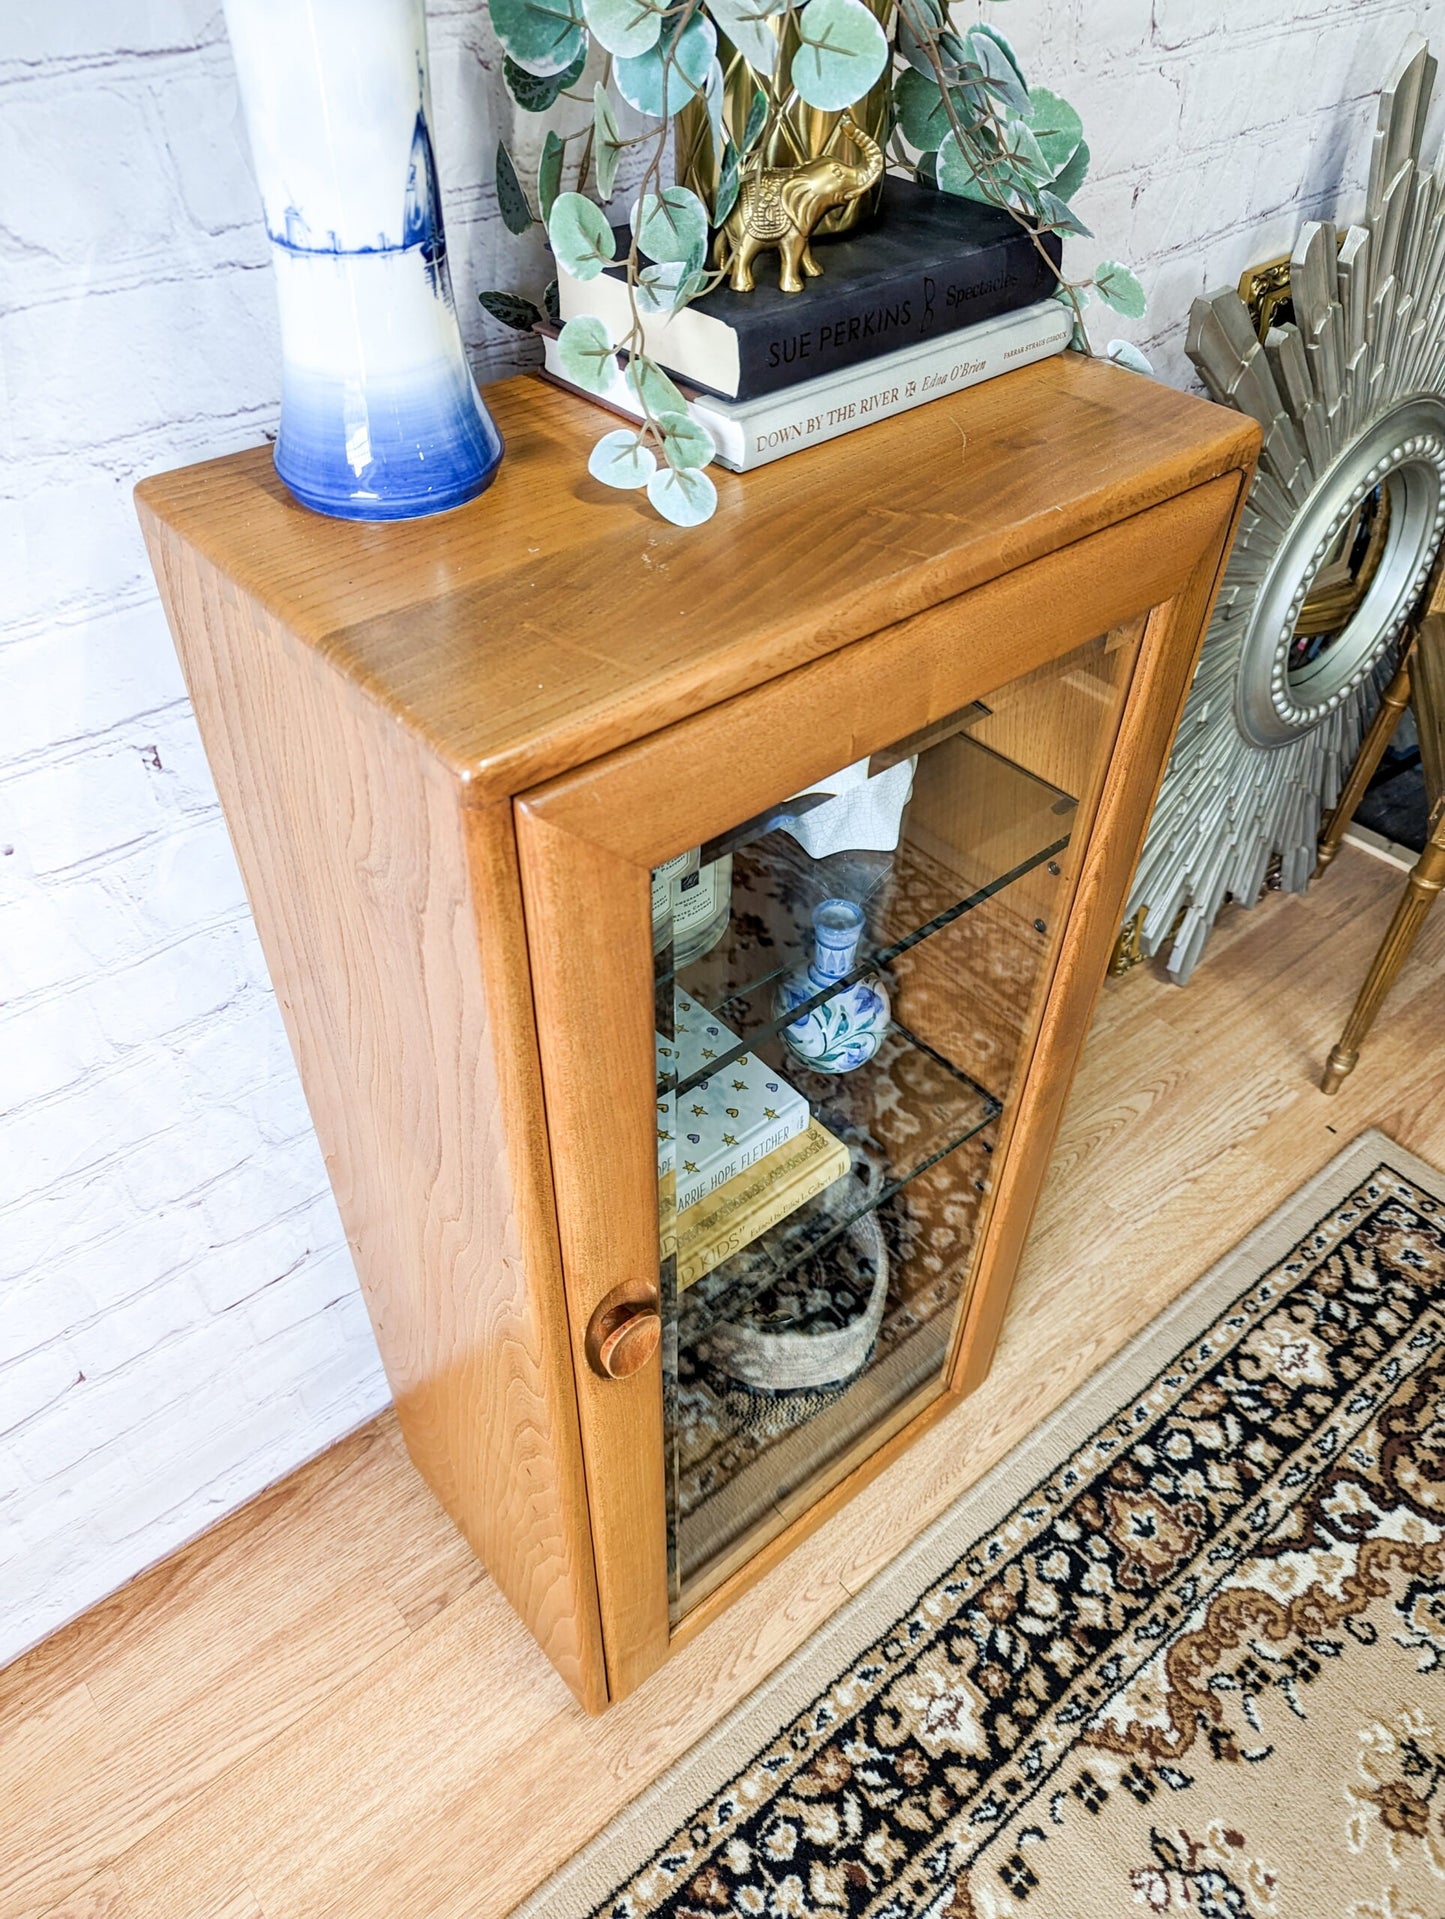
653,623,1141,1617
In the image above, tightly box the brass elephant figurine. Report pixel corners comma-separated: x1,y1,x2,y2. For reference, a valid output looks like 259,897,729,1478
713,110,884,295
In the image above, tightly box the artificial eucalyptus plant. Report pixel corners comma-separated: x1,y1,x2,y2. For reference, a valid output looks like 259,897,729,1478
480,0,1147,526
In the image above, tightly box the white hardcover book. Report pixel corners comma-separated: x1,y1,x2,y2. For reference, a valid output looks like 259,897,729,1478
539,299,1072,473
559,264,743,396
657,994,811,1212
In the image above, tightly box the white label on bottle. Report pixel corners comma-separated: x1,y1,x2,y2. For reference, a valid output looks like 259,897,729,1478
672,859,723,933
652,849,699,925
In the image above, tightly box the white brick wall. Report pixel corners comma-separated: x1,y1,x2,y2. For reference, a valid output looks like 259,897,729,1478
1,0,1440,1670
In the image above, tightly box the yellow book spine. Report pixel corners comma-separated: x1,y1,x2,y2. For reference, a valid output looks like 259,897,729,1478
677,1121,850,1290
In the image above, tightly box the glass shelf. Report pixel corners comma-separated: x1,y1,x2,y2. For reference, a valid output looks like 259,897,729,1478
652,624,1145,1620
676,1019,1000,1346
659,734,1075,1103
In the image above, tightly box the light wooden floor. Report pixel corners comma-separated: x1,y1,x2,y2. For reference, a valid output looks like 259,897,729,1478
6,842,1445,1919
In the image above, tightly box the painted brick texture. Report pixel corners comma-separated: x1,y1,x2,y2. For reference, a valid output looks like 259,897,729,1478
1,0,1441,1670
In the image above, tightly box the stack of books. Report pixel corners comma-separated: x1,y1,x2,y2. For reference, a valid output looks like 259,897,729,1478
544,175,1071,472
657,993,850,1290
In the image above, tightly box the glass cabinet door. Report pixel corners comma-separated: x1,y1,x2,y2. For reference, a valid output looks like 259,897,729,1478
651,623,1142,1617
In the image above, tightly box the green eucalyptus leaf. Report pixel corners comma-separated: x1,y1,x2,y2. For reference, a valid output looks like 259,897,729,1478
705,0,782,75
548,191,617,278
937,129,999,205
581,0,662,59
478,289,545,332
965,25,1028,115
495,140,536,234
968,22,1027,93
593,84,624,198
634,260,690,314
647,463,718,526
1000,117,1049,187
894,66,975,150
936,28,973,82
633,184,709,264
489,0,586,78
1107,338,1154,375
557,313,618,392
915,147,938,189
715,140,741,224
635,251,707,312
894,67,940,148
791,0,888,113
503,47,586,110
588,429,657,487
1050,135,1090,202
1023,87,1082,176
628,355,689,416
655,409,715,469
1095,259,1146,318
537,129,565,223
896,0,944,77
742,86,769,154
615,12,715,116
1033,186,1090,237
543,277,562,327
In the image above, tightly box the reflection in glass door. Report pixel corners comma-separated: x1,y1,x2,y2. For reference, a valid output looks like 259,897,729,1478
653,624,1142,1617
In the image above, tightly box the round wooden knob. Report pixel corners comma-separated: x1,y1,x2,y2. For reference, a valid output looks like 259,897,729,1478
595,1310,661,1378
586,1283,662,1379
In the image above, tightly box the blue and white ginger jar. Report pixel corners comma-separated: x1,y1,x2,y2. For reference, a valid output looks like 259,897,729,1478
774,898,890,1075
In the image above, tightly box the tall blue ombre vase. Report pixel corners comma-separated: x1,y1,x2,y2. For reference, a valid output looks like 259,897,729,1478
223,0,503,520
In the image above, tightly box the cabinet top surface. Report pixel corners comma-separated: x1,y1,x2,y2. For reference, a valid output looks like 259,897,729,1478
136,356,1256,802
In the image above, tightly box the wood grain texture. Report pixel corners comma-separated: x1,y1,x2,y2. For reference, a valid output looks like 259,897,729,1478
136,517,606,1710
134,361,1258,804
5,842,1442,1919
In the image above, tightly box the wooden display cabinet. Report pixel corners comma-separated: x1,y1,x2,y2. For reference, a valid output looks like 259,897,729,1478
137,359,1257,1713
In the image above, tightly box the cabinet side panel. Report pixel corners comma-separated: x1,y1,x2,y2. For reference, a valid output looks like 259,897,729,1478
139,512,606,1710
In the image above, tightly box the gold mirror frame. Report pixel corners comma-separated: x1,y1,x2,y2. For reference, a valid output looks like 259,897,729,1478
1120,37,1445,982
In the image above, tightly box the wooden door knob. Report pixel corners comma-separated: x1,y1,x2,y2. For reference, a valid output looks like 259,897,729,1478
586,1283,662,1379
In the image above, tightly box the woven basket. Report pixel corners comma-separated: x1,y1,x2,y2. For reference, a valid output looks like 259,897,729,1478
700,1162,889,1436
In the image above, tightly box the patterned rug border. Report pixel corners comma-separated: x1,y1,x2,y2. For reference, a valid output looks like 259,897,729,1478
520,1128,1445,1919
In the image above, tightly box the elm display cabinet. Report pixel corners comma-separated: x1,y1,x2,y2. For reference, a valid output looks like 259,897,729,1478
137,360,1257,1712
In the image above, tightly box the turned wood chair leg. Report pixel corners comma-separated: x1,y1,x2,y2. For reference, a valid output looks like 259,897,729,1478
1321,801,1445,1092
1316,648,1413,873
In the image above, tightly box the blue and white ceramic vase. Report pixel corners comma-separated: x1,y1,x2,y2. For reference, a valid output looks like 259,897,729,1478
224,0,503,520
774,899,890,1075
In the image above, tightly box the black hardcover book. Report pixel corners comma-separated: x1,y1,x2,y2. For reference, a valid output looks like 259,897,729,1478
557,176,1063,401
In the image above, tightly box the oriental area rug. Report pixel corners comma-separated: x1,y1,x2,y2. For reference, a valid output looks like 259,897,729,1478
522,1132,1445,1919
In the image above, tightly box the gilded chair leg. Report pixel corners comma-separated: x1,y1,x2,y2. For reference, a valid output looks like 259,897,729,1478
1316,651,1413,873
1320,816,1445,1092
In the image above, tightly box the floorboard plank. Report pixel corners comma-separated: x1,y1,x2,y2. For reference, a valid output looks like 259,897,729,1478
1,1428,425,1918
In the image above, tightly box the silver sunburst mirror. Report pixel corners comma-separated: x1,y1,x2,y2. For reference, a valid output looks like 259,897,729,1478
1125,37,1445,982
